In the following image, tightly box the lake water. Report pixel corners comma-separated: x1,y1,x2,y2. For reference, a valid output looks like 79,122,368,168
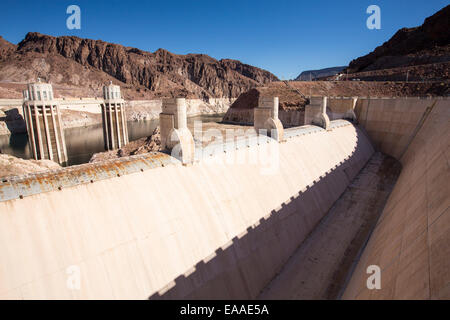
0,114,224,166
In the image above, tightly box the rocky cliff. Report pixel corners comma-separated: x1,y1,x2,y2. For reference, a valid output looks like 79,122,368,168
0,36,15,58
347,5,450,74
0,32,278,100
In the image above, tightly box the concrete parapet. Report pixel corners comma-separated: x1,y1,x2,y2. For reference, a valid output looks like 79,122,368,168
305,96,330,130
160,98,195,164
254,96,284,142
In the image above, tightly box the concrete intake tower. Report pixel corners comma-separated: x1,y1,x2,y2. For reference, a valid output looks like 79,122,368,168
22,79,68,165
101,82,129,150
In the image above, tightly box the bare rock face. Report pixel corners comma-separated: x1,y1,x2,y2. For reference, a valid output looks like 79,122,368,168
131,126,162,155
0,153,61,178
0,36,16,59
1,32,278,100
89,126,162,163
347,5,450,73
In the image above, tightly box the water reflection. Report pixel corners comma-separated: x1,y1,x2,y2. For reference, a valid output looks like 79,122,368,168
0,114,223,166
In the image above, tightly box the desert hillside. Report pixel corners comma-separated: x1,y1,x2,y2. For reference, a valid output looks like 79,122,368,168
0,32,278,100
345,5,450,81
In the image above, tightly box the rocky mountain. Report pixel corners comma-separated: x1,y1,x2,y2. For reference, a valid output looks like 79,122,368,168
0,32,278,99
347,5,450,74
0,36,15,57
295,66,346,81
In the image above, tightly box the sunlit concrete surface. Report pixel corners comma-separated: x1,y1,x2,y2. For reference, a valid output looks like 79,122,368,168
343,97,449,299
0,120,373,299
0,97,448,300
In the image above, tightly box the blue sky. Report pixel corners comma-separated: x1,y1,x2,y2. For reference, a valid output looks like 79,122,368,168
0,0,448,79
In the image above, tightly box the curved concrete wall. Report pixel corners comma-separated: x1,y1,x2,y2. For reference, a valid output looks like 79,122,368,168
0,121,374,299
344,97,449,299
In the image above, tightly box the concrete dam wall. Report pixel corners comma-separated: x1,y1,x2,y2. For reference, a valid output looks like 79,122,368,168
0,121,374,299
343,97,449,299
0,97,448,300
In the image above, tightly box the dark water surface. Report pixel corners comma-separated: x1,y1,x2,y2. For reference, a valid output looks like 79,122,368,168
0,114,223,166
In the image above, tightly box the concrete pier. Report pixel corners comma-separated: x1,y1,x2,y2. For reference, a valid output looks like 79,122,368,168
304,96,330,130
22,79,68,165
159,98,195,164
101,83,129,150
254,96,284,142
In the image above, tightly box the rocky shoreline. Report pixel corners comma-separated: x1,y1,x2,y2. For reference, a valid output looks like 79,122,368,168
0,153,61,178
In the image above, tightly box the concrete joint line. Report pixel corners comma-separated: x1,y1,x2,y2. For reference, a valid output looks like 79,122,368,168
399,100,438,161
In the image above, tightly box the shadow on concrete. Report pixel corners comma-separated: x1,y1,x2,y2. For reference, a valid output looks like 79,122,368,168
148,126,372,300
0,109,29,156
1,108,27,135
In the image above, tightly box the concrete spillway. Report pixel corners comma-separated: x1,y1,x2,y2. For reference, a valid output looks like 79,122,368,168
0,97,448,299
343,97,449,299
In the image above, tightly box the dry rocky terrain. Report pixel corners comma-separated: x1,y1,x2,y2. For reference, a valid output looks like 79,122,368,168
343,5,450,82
0,33,277,100
0,153,60,178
